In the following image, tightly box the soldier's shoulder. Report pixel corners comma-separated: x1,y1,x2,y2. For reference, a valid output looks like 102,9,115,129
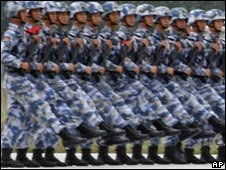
2,30,17,42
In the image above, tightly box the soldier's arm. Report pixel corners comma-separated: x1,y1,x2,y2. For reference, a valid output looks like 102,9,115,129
1,31,22,69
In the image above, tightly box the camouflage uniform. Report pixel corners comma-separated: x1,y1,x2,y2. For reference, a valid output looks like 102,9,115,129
1,2,66,150
185,9,225,121
204,9,225,98
150,7,217,125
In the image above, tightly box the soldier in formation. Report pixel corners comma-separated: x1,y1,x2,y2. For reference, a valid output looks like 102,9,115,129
1,1,225,167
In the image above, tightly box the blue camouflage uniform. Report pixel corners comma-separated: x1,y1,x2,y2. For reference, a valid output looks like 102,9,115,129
1,21,65,150
15,22,85,150
82,24,141,127
186,31,225,119
203,31,225,98
68,25,133,145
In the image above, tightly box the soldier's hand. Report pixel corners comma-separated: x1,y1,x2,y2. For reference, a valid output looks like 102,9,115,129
218,70,224,77
194,42,202,52
85,66,92,75
167,67,174,75
68,63,75,72
51,38,58,46
134,65,140,74
76,38,83,49
116,66,123,74
175,42,182,51
99,66,105,75
63,37,71,47
205,69,211,77
125,39,133,51
34,35,41,44
212,43,220,54
93,39,101,48
20,62,30,72
37,63,44,73
142,38,149,47
106,40,113,49
150,66,158,74
186,67,192,76
160,40,169,49
54,64,60,73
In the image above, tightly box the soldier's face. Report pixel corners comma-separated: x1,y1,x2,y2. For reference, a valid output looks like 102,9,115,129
58,12,69,25
144,15,155,27
91,13,102,26
48,12,58,24
196,20,207,32
76,12,88,24
109,12,120,25
213,19,224,32
160,16,170,28
125,15,136,27
30,8,42,21
19,10,28,23
175,19,187,30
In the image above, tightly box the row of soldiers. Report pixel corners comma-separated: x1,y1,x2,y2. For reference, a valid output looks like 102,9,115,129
1,1,225,167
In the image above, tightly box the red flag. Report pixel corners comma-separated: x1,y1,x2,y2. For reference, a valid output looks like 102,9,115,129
25,25,41,35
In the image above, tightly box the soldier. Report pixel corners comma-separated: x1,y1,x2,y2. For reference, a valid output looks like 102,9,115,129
5,1,104,167
38,1,134,166
168,7,220,164
82,2,167,165
1,1,86,168
134,4,216,164
99,2,205,164
205,9,225,98
187,9,225,163
150,6,225,163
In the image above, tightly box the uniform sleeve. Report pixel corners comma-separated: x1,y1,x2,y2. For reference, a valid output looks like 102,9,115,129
105,60,118,72
1,31,21,69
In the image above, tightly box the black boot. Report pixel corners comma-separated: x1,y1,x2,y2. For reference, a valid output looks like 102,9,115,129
189,121,216,139
65,147,88,166
1,148,24,168
173,122,201,140
81,149,104,166
208,116,225,133
45,148,67,166
32,149,56,167
116,146,139,165
148,145,170,164
152,119,181,136
58,127,87,147
102,135,130,146
137,123,165,137
176,141,184,155
217,146,225,162
97,146,121,165
76,123,107,139
132,145,154,164
184,148,206,164
123,125,148,142
99,121,125,138
16,148,40,167
164,146,187,164
200,146,216,163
